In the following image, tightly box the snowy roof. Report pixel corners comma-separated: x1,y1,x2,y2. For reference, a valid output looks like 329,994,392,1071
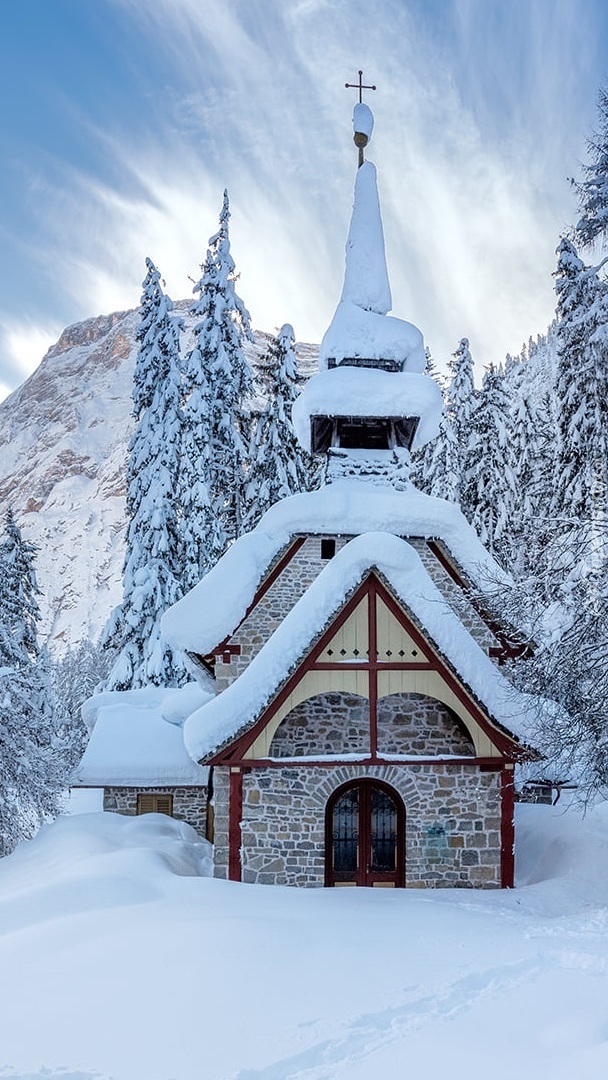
74,684,211,786
161,481,511,659
318,159,425,371
182,533,537,763
291,367,442,451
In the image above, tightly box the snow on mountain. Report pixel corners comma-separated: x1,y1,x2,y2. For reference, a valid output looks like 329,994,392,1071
0,306,319,653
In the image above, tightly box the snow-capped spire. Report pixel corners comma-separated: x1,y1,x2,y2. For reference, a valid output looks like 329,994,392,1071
292,100,441,489
319,104,425,373
340,160,392,315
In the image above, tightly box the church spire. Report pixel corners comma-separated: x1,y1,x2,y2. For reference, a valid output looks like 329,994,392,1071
292,96,441,488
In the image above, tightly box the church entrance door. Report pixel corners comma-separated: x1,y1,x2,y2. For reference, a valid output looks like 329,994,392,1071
325,779,405,887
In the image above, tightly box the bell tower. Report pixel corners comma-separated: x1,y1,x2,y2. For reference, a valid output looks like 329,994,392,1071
292,88,442,488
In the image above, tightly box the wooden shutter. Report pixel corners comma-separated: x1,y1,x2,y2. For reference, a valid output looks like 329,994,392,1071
136,793,174,816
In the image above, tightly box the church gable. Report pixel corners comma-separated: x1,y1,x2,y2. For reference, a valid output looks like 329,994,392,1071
209,569,528,765
209,531,519,698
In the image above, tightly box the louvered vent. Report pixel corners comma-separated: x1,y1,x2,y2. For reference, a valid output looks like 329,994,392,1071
136,793,174,816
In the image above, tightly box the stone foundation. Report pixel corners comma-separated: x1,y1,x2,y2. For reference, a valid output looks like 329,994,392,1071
212,763,502,889
103,785,208,837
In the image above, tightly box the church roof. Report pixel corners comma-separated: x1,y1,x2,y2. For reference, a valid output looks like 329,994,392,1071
161,480,513,659
180,532,541,764
74,684,211,787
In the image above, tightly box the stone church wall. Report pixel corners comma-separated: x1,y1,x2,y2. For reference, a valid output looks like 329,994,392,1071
212,763,502,889
408,540,499,657
103,785,208,836
376,693,475,756
214,535,501,694
267,691,475,758
269,692,370,757
214,536,350,692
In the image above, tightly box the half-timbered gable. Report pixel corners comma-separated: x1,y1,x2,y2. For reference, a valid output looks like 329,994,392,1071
165,533,537,889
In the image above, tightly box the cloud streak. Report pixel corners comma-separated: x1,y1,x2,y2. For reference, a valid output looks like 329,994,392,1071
0,0,605,398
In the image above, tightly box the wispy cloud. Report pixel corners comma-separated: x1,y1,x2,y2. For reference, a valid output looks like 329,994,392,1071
0,320,62,400
0,0,604,397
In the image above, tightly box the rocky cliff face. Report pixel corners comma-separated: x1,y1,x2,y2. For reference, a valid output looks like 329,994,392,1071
0,308,318,652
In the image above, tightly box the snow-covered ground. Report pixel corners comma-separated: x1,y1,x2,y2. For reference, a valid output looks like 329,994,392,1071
0,801,607,1080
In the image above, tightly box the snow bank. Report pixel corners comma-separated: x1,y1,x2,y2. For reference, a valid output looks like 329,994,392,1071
292,366,442,450
76,685,211,786
2,804,608,1078
162,480,510,657
183,532,535,762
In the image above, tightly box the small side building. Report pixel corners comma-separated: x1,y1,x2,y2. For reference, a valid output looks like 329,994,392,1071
73,683,211,835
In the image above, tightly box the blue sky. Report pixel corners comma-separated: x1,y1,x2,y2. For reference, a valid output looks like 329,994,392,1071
1,0,607,400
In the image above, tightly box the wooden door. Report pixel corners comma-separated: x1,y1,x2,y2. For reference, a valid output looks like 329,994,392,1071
326,780,405,887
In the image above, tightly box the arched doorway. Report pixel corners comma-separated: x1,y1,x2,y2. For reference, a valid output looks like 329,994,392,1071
325,779,405,887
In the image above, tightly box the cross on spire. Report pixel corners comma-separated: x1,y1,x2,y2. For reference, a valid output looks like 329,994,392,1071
345,69,376,104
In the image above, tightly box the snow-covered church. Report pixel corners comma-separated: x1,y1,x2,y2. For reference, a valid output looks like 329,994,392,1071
76,101,539,888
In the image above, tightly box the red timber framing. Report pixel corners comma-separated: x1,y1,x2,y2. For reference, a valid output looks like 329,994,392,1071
426,540,531,665
228,768,243,881
209,571,530,767
500,766,516,888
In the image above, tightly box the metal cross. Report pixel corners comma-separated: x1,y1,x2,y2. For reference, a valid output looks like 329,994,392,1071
345,70,376,104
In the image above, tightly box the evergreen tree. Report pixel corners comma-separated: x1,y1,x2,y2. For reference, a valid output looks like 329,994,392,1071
466,364,517,557
0,508,41,661
244,325,312,530
181,190,253,585
179,278,223,592
103,259,186,690
551,238,608,523
447,338,477,518
54,639,111,766
573,84,608,248
419,409,460,501
0,510,66,856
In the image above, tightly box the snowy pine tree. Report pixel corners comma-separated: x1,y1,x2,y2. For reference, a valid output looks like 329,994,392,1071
54,639,110,766
551,238,608,523
419,409,460,501
0,510,66,856
103,259,186,690
466,364,517,557
180,191,254,585
244,325,312,530
448,338,478,518
573,84,608,248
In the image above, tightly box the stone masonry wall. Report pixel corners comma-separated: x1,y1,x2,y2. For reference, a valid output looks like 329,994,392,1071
215,535,500,693
103,785,208,837
409,540,499,657
377,693,475,756
214,536,349,693
212,763,502,888
269,692,370,757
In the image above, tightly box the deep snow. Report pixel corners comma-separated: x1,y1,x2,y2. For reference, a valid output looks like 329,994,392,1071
0,801,607,1080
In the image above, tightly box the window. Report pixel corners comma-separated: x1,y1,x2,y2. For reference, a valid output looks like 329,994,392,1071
321,538,336,560
136,793,174,816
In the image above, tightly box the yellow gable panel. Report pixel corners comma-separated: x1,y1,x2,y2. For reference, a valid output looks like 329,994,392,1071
375,596,432,663
320,597,369,662
376,669,500,757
